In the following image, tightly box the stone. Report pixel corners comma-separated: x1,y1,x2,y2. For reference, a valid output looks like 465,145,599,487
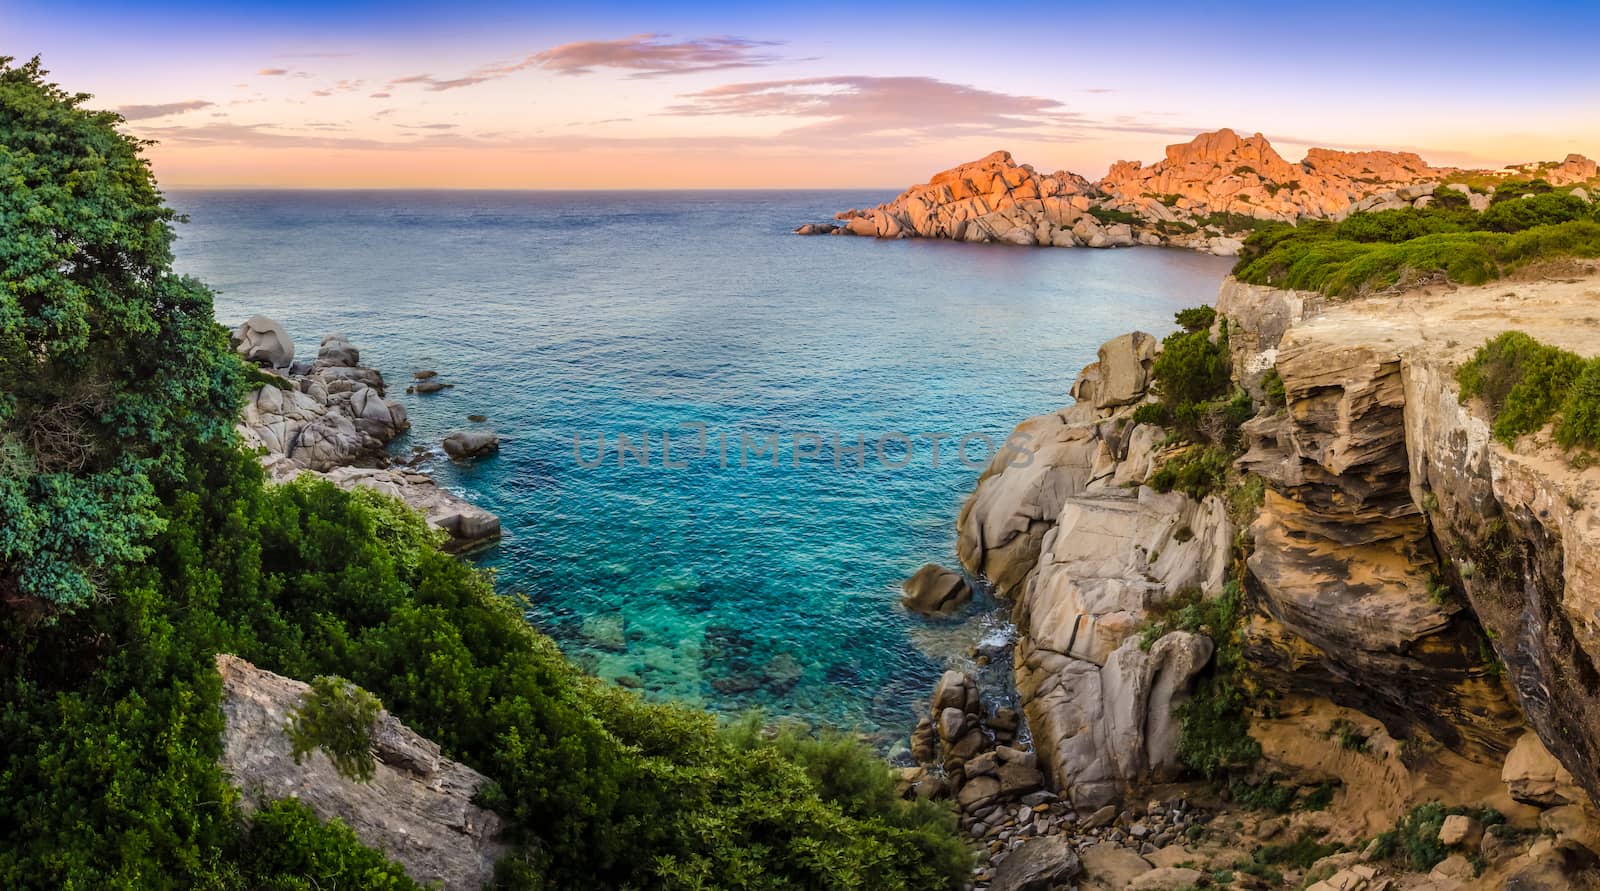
1129,867,1205,890
1083,804,1118,829
1438,814,1483,848
1078,841,1153,891
1090,332,1158,409
1504,731,1584,807
233,315,295,368
316,334,360,368
997,761,1046,796
1539,804,1600,854
957,775,1002,811
414,370,438,379
1430,853,1475,881
1500,840,1600,890
216,654,506,890
900,563,973,616
443,430,499,460
415,380,449,394
989,835,1081,891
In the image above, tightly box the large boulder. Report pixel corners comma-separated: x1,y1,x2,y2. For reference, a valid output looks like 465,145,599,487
900,564,973,616
216,655,507,889
1504,731,1586,808
443,430,500,460
990,835,1082,891
233,315,294,369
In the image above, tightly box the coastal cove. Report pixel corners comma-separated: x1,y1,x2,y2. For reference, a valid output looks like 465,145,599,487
169,189,1233,741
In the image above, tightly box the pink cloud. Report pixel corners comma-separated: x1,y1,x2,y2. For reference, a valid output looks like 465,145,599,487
532,34,786,78
117,99,214,121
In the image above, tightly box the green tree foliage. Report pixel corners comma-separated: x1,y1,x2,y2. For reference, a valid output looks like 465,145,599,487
287,676,382,783
1555,360,1600,450
0,57,245,606
1370,803,1503,871
0,57,969,891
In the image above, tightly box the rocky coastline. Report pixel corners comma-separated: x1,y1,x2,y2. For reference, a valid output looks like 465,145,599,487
231,315,501,554
897,266,1600,889
796,128,1598,256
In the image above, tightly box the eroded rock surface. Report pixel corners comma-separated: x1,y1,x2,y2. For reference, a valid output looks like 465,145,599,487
216,654,508,890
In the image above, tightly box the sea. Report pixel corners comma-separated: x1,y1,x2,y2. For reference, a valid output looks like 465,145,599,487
168,189,1232,746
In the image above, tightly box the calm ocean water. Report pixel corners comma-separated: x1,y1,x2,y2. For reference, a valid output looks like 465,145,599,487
168,189,1231,743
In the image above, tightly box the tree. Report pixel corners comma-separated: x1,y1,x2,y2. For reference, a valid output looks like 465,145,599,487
0,56,244,608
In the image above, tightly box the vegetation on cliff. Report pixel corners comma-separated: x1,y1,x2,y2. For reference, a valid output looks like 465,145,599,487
0,57,968,890
1457,331,1600,451
1232,192,1600,296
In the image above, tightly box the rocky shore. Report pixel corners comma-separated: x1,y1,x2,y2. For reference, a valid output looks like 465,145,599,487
797,128,1599,255
897,266,1600,889
231,315,501,553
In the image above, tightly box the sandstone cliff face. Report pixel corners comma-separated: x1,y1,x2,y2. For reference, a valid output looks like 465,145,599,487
955,334,1231,808
216,654,508,890
802,128,1596,255
1221,270,1600,804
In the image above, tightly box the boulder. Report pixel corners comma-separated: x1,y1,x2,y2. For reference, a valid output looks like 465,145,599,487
1439,814,1483,848
216,654,507,890
316,334,360,368
1129,867,1205,890
900,564,973,616
233,315,294,368
1090,332,1158,409
990,835,1081,891
443,430,499,460
1078,842,1153,891
1504,731,1584,807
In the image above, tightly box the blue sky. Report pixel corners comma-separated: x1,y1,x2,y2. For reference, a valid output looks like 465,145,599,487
5,0,1598,186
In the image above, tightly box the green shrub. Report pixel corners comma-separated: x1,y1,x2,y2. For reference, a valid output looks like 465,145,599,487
1253,829,1342,870
230,800,421,890
1230,777,1295,812
1088,206,1140,226
1173,581,1260,777
287,676,383,783
1555,360,1600,449
1151,329,1232,411
1175,305,1217,332
1370,804,1503,871
1149,445,1233,500
1260,368,1286,409
1457,332,1588,444
1329,718,1370,752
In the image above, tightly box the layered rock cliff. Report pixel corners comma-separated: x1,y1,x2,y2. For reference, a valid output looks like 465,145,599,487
800,128,1597,255
948,266,1600,836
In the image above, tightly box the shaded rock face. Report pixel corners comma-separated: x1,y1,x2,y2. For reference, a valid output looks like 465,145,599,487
1235,317,1523,760
216,655,507,890
442,429,499,460
990,834,1081,891
956,335,1230,808
1221,275,1600,805
1402,352,1600,803
233,315,295,369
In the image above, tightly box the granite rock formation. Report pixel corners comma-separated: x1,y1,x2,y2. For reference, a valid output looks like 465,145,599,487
216,654,508,889
235,320,500,553
800,128,1597,255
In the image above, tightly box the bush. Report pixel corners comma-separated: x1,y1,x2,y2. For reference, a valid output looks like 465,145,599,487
1149,445,1233,500
230,800,421,890
1371,804,1503,871
1172,582,1260,778
1457,332,1588,444
1175,305,1217,333
287,676,383,783
1151,329,1232,412
1556,360,1600,449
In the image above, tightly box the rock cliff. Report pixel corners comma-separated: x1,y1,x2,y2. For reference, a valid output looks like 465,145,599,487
944,265,1600,842
232,320,501,553
800,128,1597,255
216,654,508,889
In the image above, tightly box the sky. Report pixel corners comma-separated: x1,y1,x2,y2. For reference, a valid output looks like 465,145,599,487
5,0,1600,188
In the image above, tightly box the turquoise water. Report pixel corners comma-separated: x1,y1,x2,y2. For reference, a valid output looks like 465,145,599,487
169,190,1231,743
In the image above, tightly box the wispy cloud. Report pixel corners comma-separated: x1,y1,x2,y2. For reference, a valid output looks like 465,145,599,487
311,79,365,97
387,33,788,92
257,68,289,76
665,76,1083,141
532,34,787,78
117,100,214,121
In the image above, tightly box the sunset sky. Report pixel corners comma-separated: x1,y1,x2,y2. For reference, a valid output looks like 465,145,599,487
6,0,1599,188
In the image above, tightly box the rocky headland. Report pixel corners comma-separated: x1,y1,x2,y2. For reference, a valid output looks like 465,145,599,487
797,128,1599,255
231,315,501,553
899,264,1600,889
